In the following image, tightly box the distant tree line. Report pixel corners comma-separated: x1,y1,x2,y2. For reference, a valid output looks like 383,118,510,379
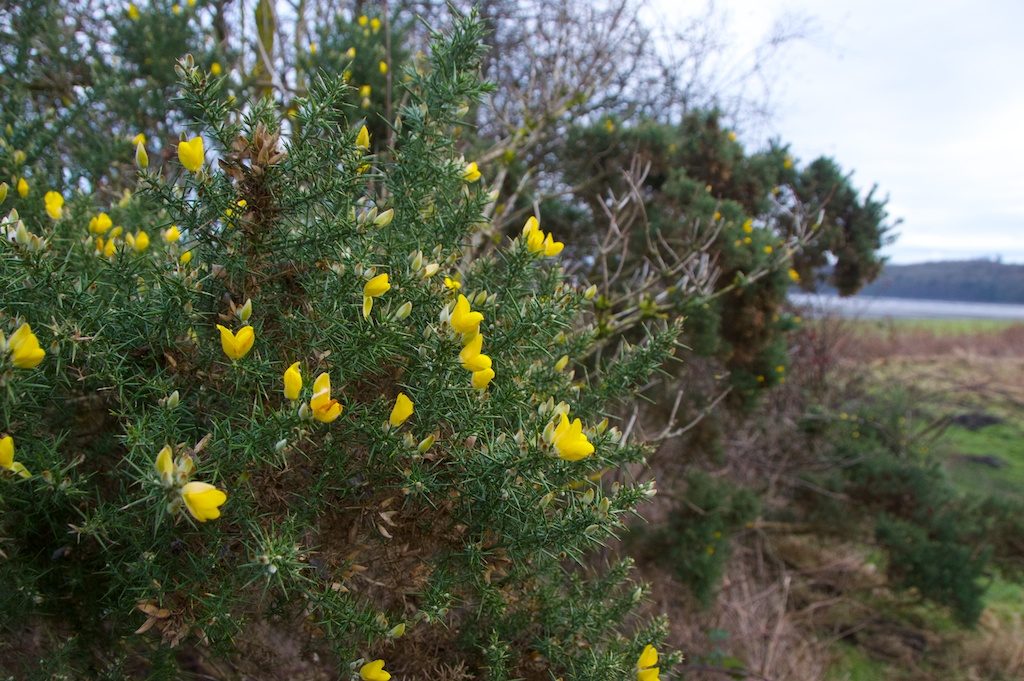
857,260,1024,303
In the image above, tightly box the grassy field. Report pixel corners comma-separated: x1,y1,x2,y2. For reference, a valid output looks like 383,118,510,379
824,316,1024,680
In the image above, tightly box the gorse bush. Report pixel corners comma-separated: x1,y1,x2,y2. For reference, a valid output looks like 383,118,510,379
0,12,678,680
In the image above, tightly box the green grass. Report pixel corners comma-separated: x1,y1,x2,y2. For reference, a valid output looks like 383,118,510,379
940,422,1024,500
848,317,1021,336
826,644,894,681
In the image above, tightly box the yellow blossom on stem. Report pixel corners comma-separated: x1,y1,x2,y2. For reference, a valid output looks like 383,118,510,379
44,191,63,220
283,362,302,400
788,268,800,283
346,47,356,59
357,14,369,26
155,445,174,485
459,333,492,372
133,133,146,146
443,276,461,291
554,355,569,372
131,230,150,252
177,136,205,173
89,212,113,235
389,392,414,427
0,435,31,478
179,251,193,265
637,644,659,681
215,325,255,361
379,60,388,74
127,3,140,20
359,659,390,681
163,225,181,243
362,273,390,319
309,372,343,423
450,294,483,337
135,141,149,169
552,412,594,461
210,61,222,76
461,161,481,183
17,177,28,198
8,323,45,369
471,367,495,390
370,17,381,32
356,125,371,151
181,481,227,522
522,216,563,256
359,84,372,98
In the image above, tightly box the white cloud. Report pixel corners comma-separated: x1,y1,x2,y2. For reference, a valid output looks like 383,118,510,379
651,0,1024,263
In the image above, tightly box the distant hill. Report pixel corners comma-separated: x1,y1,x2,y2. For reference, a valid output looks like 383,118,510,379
858,260,1024,303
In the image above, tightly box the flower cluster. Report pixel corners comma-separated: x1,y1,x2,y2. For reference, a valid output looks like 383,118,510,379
155,445,228,523
450,294,494,390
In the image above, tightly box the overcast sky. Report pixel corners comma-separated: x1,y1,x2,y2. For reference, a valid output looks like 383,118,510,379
651,0,1024,264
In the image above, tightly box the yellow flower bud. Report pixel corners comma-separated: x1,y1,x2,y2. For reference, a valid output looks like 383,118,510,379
8,322,45,369
309,372,343,423
17,177,28,198
283,362,302,400
135,141,149,169
389,392,414,427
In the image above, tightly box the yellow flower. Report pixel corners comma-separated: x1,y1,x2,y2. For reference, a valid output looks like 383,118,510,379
133,133,146,146
210,61,222,76
788,268,800,283
362,273,391,319
8,323,45,369
471,367,495,390
155,445,174,484
461,161,481,183
636,643,659,680
309,41,318,55
360,659,390,681
389,392,414,427
17,177,28,198
542,233,564,257
164,225,181,243
522,216,562,256
763,245,773,255
215,324,255,361
181,481,227,522
783,154,794,169
443,276,461,291
88,212,112,235
357,14,369,26
450,294,483,337
345,47,356,59
171,3,181,15
283,362,302,400
459,333,492,372
370,17,381,32
179,251,193,265
177,136,205,173
127,3,140,20
0,435,31,478
131,230,150,252
135,141,149,169
364,271,392,296
742,218,753,234
356,125,371,151
43,191,63,220
379,60,388,74
310,372,343,423
360,84,372,98
554,355,569,372
727,130,737,142
552,413,594,461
